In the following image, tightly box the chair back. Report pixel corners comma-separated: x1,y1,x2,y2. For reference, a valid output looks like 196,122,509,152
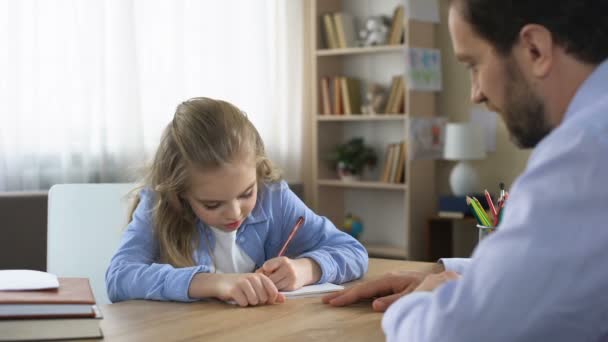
47,183,135,304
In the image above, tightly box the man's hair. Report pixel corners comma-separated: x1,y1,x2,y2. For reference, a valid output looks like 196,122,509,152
450,0,608,64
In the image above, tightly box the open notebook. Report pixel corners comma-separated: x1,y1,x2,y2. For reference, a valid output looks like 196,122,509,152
224,283,344,305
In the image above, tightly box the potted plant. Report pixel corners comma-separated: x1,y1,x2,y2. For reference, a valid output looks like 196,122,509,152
328,137,377,181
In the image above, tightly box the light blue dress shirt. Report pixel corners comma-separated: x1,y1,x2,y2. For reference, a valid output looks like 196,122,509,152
383,60,608,341
106,181,368,302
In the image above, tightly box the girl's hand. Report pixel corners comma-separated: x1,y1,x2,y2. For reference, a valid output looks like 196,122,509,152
257,257,321,291
215,273,286,307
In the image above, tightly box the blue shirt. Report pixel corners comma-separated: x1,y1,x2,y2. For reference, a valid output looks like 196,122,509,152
106,181,368,302
383,60,608,341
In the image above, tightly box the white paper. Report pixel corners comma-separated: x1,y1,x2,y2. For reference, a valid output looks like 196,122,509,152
406,48,442,91
471,108,498,152
406,0,440,23
281,283,344,298
224,283,344,304
0,270,59,291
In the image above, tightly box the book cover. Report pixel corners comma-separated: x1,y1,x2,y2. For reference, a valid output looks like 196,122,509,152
389,5,405,45
333,76,342,115
320,77,331,115
340,77,352,114
322,14,339,49
0,278,96,318
347,78,362,115
383,76,399,114
0,305,103,341
394,141,407,183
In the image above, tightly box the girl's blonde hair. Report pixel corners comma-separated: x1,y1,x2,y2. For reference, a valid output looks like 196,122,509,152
130,97,281,267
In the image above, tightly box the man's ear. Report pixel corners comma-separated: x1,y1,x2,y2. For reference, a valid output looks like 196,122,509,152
517,24,554,78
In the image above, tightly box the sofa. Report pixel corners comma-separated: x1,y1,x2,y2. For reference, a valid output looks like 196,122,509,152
0,191,48,271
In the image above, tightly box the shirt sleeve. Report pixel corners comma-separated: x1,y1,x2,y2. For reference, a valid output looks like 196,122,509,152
382,131,608,341
274,182,368,284
105,189,211,302
438,258,471,275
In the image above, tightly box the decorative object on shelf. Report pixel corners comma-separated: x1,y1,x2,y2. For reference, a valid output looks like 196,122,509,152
361,83,386,115
444,122,486,196
329,137,377,181
343,213,364,239
409,116,446,160
358,16,390,47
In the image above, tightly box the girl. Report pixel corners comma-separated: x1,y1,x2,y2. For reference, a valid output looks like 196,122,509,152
106,97,368,306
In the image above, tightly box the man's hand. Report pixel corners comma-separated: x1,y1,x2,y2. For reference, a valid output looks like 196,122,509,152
413,271,460,292
322,271,430,312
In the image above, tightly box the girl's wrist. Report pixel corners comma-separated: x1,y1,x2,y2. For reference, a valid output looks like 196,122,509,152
188,272,223,299
295,258,322,285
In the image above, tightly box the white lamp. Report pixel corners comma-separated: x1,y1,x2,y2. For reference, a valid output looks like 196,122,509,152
444,122,486,196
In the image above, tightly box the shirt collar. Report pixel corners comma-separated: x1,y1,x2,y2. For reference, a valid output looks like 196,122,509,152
563,58,608,122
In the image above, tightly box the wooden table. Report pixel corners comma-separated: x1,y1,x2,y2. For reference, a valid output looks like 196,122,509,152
97,258,438,342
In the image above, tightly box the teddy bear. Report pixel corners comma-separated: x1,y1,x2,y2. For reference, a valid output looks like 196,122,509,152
361,83,386,115
358,16,390,46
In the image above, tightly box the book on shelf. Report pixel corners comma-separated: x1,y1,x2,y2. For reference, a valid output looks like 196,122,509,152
380,144,393,183
0,305,103,341
333,77,342,114
383,75,405,114
389,77,405,114
333,12,357,48
388,5,405,45
380,141,406,183
320,77,331,115
394,141,407,183
322,13,339,49
340,77,361,115
320,76,362,116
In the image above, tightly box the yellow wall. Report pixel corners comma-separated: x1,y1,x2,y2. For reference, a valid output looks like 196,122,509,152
435,0,531,195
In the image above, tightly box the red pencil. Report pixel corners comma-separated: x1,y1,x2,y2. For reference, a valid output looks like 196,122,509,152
484,189,498,226
277,216,305,257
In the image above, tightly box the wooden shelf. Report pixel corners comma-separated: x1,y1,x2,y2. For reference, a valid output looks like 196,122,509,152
317,179,407,191
316,45,406,57
317,114,407,122
364,243,407,260
311,1,438,261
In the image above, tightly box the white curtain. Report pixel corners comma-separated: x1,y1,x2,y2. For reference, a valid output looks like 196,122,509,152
0,0,305,191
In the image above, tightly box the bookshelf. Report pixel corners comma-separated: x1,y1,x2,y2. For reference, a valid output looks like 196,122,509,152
309,0,438,261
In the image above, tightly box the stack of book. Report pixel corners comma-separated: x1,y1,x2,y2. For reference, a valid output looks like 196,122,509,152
379,141,407,183
320,76,362,115
0,270,102,341
320,12,357,49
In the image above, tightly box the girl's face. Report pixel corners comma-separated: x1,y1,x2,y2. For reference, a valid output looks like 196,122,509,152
184,155,258,232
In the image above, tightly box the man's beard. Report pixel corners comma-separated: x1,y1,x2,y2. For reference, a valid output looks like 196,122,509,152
501,59,553,149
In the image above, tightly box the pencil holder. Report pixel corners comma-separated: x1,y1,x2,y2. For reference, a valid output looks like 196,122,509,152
476,224,496,242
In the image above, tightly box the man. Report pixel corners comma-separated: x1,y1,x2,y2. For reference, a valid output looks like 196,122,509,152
323,0,608,340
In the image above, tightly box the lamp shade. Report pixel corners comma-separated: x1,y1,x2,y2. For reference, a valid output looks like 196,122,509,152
443,122,486,160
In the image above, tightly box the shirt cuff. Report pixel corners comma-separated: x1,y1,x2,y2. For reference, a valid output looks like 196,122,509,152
438,258,471,275
164,264,209,302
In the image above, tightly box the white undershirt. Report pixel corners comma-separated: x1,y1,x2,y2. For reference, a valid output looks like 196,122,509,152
208,226,255,274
